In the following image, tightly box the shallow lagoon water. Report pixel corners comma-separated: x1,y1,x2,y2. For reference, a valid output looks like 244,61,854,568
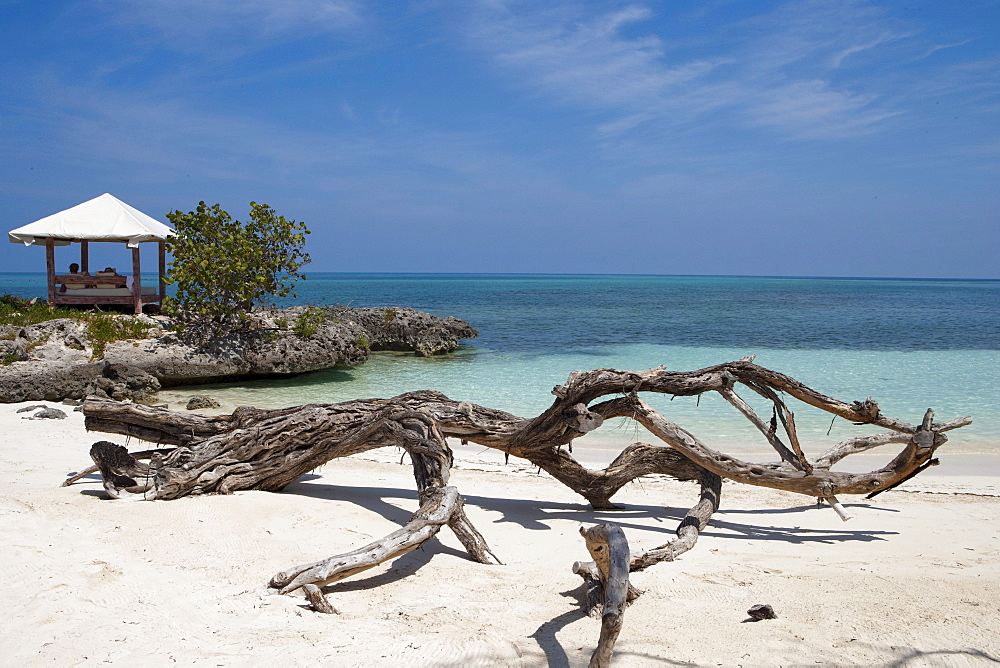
4,272,998,463
156,344,999,462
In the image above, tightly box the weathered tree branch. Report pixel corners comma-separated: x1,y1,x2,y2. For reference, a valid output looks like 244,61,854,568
271,485,465,595
575,524,631,668
78,360,971,601
631,466,722,568
63,447,173,487
302,584,339,614
718,385,801,469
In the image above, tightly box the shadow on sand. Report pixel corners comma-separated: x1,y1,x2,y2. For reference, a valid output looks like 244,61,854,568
887,647,1000,666
282,477,899,546
280,474,903,662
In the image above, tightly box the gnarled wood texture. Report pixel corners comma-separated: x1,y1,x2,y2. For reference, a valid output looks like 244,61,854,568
576,524,631,668
76,360,972,658
81,360,970,507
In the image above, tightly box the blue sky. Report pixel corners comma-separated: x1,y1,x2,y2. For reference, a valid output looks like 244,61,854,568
2,0,998,277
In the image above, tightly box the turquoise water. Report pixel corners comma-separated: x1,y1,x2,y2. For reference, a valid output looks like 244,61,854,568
3,272,998,457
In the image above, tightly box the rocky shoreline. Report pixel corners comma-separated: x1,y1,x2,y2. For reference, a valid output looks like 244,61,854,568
0,305,477,403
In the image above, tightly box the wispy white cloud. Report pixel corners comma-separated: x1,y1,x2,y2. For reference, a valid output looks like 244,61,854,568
830,31,911,68
739,0,913,70
15,72,576,219
917,39,974,60
470,3,728,113
459,0,925,143
98,0,365,50
745,80,903,139
888,54,1000,115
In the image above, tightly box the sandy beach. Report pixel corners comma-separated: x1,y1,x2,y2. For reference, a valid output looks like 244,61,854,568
2,401,999,667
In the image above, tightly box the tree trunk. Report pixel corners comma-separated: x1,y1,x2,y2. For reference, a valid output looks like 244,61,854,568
79,360,971,601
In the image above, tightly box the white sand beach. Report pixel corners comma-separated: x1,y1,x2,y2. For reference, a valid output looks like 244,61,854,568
2,401,999,666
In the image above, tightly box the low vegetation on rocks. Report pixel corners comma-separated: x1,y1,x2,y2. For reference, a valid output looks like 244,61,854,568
1,295,85,328
1,296,155,365
0,300,478,403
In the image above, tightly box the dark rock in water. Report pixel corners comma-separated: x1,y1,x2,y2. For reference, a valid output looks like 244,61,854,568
24,407,67,420
747,604,777,621
187,395,221,410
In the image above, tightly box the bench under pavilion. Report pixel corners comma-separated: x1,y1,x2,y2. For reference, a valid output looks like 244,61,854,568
7,193,174,314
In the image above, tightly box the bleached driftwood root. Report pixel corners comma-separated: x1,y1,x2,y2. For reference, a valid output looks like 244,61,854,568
572,524,632,667
75,360,972,656
269,485,496,594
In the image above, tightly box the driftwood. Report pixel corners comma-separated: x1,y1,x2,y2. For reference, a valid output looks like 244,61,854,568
73,359,972,664
574,524,632,668
302,584,339,615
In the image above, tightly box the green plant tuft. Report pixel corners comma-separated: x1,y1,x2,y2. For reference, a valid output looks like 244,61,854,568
1,295,153,361
0,295,81,328
293,306,326,338
86,315,150,360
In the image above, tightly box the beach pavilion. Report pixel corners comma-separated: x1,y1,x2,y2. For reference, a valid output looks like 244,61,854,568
8,193,174,314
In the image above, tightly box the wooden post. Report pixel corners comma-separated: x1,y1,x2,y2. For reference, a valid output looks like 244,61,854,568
579,524,631,668
80,240,89,274
158,241,166,304
45,239,56,304
131,245,142,314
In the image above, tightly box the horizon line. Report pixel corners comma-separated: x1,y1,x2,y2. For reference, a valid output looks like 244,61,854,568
2,271,999,282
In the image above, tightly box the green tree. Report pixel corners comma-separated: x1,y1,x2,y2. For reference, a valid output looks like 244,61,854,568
164,201,310,338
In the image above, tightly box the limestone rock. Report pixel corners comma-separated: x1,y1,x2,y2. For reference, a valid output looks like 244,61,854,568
26,407,68,420
0,306,477,403
186,395,221,410
340,307,478,357
101,316,371,385
92,363,161,402
0,361,104,402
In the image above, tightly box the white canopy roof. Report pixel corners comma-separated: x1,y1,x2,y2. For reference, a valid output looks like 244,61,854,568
8,193,174,248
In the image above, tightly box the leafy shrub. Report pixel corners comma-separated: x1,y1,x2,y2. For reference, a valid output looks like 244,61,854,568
164,202,310,340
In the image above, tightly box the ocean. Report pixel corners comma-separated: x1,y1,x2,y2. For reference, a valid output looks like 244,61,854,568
3,272,998,462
